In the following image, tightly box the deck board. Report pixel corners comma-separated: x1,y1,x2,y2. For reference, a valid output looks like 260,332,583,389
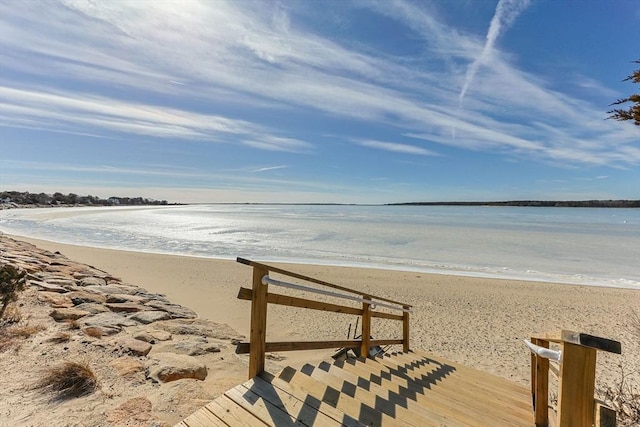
179,351,534,427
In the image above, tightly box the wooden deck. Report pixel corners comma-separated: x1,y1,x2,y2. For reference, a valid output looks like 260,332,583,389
178,351,534,427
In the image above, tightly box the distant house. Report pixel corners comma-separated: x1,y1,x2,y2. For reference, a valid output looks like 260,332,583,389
107,197,120,205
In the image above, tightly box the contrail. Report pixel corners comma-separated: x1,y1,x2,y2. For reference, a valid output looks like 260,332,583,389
458,0,531,108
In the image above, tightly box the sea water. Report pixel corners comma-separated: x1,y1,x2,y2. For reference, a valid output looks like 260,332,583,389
1,204,638,288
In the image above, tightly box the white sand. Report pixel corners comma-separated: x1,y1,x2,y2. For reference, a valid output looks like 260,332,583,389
17,236,640,388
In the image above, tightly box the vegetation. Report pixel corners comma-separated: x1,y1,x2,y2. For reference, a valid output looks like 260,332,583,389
0,264,27,320
0,323,46,352
598,364,640,426
36,361,98,400
0,191,170,206
607,60,640,126
388,200,640,208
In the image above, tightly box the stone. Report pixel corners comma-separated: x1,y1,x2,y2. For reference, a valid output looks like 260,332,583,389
106,294,149,304
37,292,74,308
29,280,68,293
80,312,138,330
144,301,197,319
105,302,146,313
67,290,107,305
133,331,155,343
154,318,244,341
83,284,139,296
109,357,145,376
82,326,106,338
77,276,107,287
145,353,207,383
130,311,171,324
50,308,91,321
155,340,222,356
74,302,111,314
148,330,172,341
110,335,152,356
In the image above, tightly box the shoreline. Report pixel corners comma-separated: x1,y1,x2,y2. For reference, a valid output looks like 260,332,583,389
10,234,640,388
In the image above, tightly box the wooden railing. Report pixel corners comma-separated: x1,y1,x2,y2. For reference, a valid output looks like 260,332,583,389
529,330,621,427
235,257,412,378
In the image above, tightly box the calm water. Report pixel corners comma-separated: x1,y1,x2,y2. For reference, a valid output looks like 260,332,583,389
1,204,639,288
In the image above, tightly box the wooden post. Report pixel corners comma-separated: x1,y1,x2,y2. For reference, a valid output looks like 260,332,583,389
557,342,597,427
360,297,371,358
402,306,410,352
248,266,269,378
531,338,549,427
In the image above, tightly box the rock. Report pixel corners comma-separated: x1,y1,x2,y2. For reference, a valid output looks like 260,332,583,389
77,276,107,287
130,311,171,324
74,303,111,314
29,280,68,293
80,312,138,330
155,340,222,356
144,301,197,319
105,302,146,313
145,353,207,383
83,284,140,296
37,292,74,308
110,335,152,356
50,308,91,321
133,332,155,343
109,357,145,376
82,326,106,338
154,318,244,341
106,397,153,425
148,330,172,341
67,291,107,305
106,294,149,304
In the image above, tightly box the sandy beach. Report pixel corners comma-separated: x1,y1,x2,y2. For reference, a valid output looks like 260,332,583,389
17,236,640,389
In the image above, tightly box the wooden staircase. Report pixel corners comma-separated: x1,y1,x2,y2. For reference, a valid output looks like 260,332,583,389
178,351,533,427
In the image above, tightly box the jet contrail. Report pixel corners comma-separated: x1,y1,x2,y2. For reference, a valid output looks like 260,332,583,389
458,0,531,108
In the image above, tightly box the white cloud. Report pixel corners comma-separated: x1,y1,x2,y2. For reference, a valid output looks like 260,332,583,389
355,139,438,156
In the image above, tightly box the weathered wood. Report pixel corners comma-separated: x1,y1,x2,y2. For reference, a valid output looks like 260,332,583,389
531,330,621,354
557,342,597,427
531,338,549,427
248,266,269,378
206,396,267,427
236,339,404,354
361,297,372,358
402,306,410,352
236,257,411,307
238,287,363,315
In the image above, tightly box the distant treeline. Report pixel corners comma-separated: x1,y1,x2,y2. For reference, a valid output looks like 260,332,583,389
387,200,640,208
0,191,170,206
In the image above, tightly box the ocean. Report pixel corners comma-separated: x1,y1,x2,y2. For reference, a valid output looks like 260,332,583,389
1,204,638,288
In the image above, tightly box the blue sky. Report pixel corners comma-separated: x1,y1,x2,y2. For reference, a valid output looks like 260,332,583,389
0,0,639,203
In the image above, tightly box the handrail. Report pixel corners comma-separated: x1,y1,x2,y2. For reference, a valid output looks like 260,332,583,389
262,275,412,313
236,258,411,378
237,257,411,307
529,330,620,427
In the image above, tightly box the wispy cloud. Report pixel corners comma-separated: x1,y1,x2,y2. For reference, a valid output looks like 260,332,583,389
354,139,438,156
252,165,288,173
0,0,637,171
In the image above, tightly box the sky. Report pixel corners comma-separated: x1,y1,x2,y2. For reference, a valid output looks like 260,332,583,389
0,0,639,204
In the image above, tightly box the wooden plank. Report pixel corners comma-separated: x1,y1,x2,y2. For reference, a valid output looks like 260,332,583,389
595,402,617,427
225,385,304,426
273,365,406,427
236,340,403,354
236,257,411,307
531,330,621,354
246,376,342,427
531,338,549,427
340,357,527,426
360,299,372,359
206,395,269,427
261,371,366,427
370,355,533,425
557,343,597,427
182,406,231,427
249,266,269,378
370,311,404,321
238,287,363,316
402,307,410,352
316,361,471,427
